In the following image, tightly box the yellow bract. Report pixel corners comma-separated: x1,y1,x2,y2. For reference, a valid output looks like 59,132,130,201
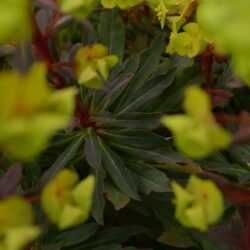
0,63,76,159
58,0,98,18
75,44,119,89
148,0,196,29
172,175,224,231
0,197,40,250
101,0,144,9
161,86,231,159
197,0,250,86
0,0,32,44
166,22,205,58
41,169,95,230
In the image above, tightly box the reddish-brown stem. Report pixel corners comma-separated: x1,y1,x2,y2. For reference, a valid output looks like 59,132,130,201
43,11,60,38
214,112,250,125
32,11,68,88
75,96,98,129
25,195,40,204
232,126,250,145
50,61,76,69
31,10,97,128
201,44,214,90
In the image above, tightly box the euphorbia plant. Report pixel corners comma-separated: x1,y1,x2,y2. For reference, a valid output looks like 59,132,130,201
0,0,249,249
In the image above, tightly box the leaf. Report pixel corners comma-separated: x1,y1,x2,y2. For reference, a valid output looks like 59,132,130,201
114,34,166,112
99,139,139,200
53,222,99,247
117,68,176,114
192,231,226,250
99,129,170,149
77,226,149,249
126,161,170,195
85,130,102,169
93,244,122,250
99,9,125,61
104,181,130,210
95,73,134,112
0,45,14,57
91,168,106,225
110,143,193,164
0,163,22,198
157,227,197,248
94,112,163,130
42,134,85,186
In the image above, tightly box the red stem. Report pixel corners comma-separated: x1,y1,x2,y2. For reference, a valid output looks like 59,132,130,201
32,11,68,88
201,44,214,89
43,12,60,38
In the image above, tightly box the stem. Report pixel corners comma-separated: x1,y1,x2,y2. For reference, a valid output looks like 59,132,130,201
32,11,68,88
201,44,214,89
232,126,250,145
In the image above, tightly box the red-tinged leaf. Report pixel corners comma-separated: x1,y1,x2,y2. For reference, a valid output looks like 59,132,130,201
0,163,22,198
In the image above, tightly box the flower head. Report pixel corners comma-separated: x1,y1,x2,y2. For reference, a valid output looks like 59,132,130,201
75,44,119,89
41,169,95,230
0,63,76,159
172,175,224,231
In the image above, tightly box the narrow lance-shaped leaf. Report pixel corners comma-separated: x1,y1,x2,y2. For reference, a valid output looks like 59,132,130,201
42,134,85,186
91,168,106,225
99,9,125,61
104,180,130,210
85,129,102,169
99,139,139,200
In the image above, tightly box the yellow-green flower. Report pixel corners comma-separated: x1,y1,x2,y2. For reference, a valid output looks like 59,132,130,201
197,0,250,86
0,0,32,44
101,0,144,9
0,63,76,160
58,0,98,18
41,169,95,230
75,44,119,89
172,175,224,231
0,197,40,250
166,22,206,58
161,85,231,159
148,0,196,29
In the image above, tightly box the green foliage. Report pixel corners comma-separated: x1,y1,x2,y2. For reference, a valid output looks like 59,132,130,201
0,0,249,249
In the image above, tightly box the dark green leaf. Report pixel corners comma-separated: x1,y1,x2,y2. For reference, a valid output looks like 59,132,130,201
115,35,166,112
91,168,106,225
96,73,134,112
85,130,102,169
104,181,130,210
117,68,176,114
42,134,85,185
110,142,193,164
99,9,125,61
126,161,170,195
54,222,99,247
100,129,170,149
157,227,197,248
99,139,139,200
94,112,163,130
76,226,149,249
